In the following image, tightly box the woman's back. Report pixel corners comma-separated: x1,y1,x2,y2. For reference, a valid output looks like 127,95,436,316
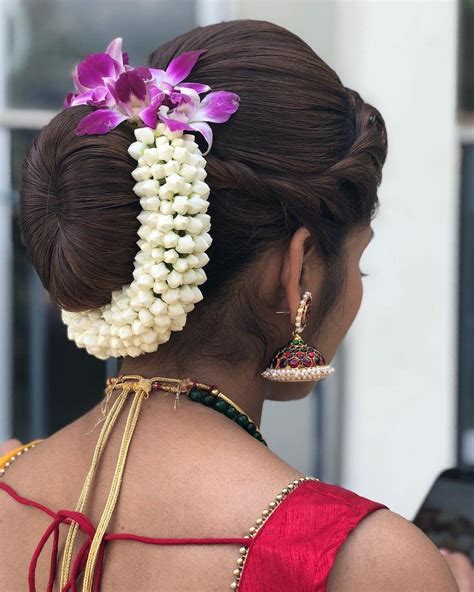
0,392,458,591
1,395,295,590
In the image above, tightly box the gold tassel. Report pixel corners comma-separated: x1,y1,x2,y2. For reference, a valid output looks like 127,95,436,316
59,376,154,591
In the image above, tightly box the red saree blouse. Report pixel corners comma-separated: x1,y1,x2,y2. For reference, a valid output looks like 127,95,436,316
0,441,388,591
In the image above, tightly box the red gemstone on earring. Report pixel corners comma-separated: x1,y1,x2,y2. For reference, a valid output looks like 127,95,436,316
289,359,299,368
308,351,315,358
296,351,304,359
303,358,312,367
285,351,292,358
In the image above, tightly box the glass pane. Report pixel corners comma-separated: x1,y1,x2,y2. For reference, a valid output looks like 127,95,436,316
6,0,196,110
459,143,474,466
11,129,107,440
460,0,474,112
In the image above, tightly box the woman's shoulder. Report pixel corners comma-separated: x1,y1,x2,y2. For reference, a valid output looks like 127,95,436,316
241,478,457,591
325,503,459,591
285,477,390,547
274,477,390,543
238,476,390,591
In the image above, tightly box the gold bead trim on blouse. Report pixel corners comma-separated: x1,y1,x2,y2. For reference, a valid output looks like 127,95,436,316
0,444,319,592
0,440,42,477
230,475,320,591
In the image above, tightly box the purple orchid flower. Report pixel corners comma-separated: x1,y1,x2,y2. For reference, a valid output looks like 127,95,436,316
63,37,240,154
156,87,240,156
65,38,153,134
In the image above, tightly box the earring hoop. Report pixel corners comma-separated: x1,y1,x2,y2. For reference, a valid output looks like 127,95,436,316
262,291,335,382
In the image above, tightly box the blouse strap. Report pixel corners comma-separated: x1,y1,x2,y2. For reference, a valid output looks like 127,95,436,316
0,439,44,475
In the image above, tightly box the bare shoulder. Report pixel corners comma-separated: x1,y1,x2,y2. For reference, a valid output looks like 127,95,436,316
327,508,459,592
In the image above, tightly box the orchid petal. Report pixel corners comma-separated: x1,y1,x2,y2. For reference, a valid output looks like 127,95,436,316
67,89,97,106
170,87,200,118
91,86,110,102
77,53,120,89
91,86,116,107
64,92,76,108
139,94,164,128
138,92,165,129
169,91,193,107
160,81,174,93
139,105,158,129
148,68,166,85
133,66,152,81
66,86,114,108
176,82,211,94
115,71,147,103
188,121,213,156
122,52,129,66
191,91,240,123
75,109,128,136
157,107,191,132
106,37,124,67
102,77,119,104
148,86,165,102
72,66,89,93
164,49,207,86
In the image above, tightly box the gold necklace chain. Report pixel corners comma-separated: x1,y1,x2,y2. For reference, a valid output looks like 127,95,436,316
106,374,266,445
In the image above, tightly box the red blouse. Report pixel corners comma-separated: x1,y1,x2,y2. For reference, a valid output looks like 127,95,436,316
0,471,388,591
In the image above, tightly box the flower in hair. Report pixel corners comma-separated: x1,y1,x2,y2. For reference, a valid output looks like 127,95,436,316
64,37,240,155
61,38,240,359
62,123,212,359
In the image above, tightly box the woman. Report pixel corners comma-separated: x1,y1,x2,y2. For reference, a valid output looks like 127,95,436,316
0,19,468,592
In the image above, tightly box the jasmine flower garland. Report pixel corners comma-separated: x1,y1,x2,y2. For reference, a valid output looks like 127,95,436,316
61,37,240,358
62,122,212,359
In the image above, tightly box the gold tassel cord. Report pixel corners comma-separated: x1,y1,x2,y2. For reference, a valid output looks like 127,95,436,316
58,374,252,591
59,377,153,591
59,387,129,589
81,386,147,591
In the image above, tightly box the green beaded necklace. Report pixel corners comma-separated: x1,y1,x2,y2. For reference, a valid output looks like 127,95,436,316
108,375,267,446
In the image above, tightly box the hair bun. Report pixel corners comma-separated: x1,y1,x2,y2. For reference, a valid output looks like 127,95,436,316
20,106,141,312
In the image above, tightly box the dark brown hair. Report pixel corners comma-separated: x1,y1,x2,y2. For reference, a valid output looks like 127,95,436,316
19,19,388,371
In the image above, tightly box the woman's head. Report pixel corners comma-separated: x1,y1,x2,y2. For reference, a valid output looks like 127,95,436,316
19,19,387,399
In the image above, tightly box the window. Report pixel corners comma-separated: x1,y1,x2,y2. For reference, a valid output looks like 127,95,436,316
1,0,197,440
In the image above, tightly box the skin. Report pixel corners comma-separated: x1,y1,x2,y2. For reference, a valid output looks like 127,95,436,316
1,223,469,590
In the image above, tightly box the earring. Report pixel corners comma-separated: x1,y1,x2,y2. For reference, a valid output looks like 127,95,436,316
262,291,335,382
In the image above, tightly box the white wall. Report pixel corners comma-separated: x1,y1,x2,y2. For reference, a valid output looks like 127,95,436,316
228,0,459,518
335,0,459,519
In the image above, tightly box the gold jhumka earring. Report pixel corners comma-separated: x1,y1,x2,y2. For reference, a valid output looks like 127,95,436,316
261,291,335,382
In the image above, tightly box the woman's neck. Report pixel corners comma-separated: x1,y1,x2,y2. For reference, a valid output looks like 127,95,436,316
118,354,266,428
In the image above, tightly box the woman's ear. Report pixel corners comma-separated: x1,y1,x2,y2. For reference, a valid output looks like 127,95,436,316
279,226,313,324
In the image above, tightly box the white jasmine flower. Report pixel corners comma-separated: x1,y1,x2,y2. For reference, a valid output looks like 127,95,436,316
61,124,211,358
176,234,195,254
166,270,183,289
134,126,156,145
171,195,189,214
163,249,179,264
132,166,152,182
128,141,146,160
173,258,188,273
162,230,180,249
